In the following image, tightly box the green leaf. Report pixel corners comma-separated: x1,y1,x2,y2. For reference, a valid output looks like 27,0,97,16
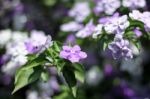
53,41,62,52
129,20,144,29
12,67,42,94
72,63,85,83
62,66,77,98
41,71,50,82
103,42,108,51
62,66,76,87
22,55,47,70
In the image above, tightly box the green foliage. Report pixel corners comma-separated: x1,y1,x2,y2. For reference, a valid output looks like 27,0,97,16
12,41,86,98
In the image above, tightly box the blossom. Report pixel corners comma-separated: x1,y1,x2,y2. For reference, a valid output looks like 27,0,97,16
98,12,120,24
0,29,11,47
60,45,87,63
122,0,146,9
92,24,103,39
129,10,150,32
104,15,129,34
76,20,95,38
108,34,133,60
25,30,53,53
60,21,83,32
94,0,121,15
69,2,91,22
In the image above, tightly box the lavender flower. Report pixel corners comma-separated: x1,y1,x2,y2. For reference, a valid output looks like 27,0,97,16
76,20,95,38
69,2,91,22
60,21,83,32
94,0,121,15
122,0,146,9
104,15,129,34
60,45,87,63
108,34,133,60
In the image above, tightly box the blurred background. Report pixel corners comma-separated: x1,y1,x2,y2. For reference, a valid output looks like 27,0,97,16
0,0,150,99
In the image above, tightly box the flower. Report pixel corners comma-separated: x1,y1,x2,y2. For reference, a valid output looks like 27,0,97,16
76,20,95,38
60,45,87,63
60,21,83,32
104,15,129,34
129,10,150,32
108,34,133,60
122,0,146,9
94,0,121,15
69,2,91,22
0,29,11,47
25,30,53,53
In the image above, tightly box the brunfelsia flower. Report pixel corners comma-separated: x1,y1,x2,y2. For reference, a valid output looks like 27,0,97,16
76,20,95,38
25,30,53,54
94,0,121,15
60,45,87,63
122,0,146,9
60,21,83,32
104,15,129,34
108,34,133,60
69,2,91,22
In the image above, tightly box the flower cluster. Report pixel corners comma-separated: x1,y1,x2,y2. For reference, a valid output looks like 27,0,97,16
1,30,53,75
60,45,87,63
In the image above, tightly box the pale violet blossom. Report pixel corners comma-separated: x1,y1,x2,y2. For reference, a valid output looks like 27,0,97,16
108,34,133,60
60,45,87,63
0,29,12,47
92,24,103,39
69,2,91,22
94,0,121,15
122,0,146,9
60,21,83,32
76,20,95,38
104,15,129,34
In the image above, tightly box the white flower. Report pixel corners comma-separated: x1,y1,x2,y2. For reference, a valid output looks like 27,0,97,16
129,10,143,20
69,2,91,22
12,31,28,42
92,24,103,39
60,21,83,32
0,29,11,47
1,61,19,76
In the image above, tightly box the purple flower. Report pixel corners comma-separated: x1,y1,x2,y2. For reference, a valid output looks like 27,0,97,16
104,15,129,34
108,34,133,60
76,20,95,38
60,45,87,63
